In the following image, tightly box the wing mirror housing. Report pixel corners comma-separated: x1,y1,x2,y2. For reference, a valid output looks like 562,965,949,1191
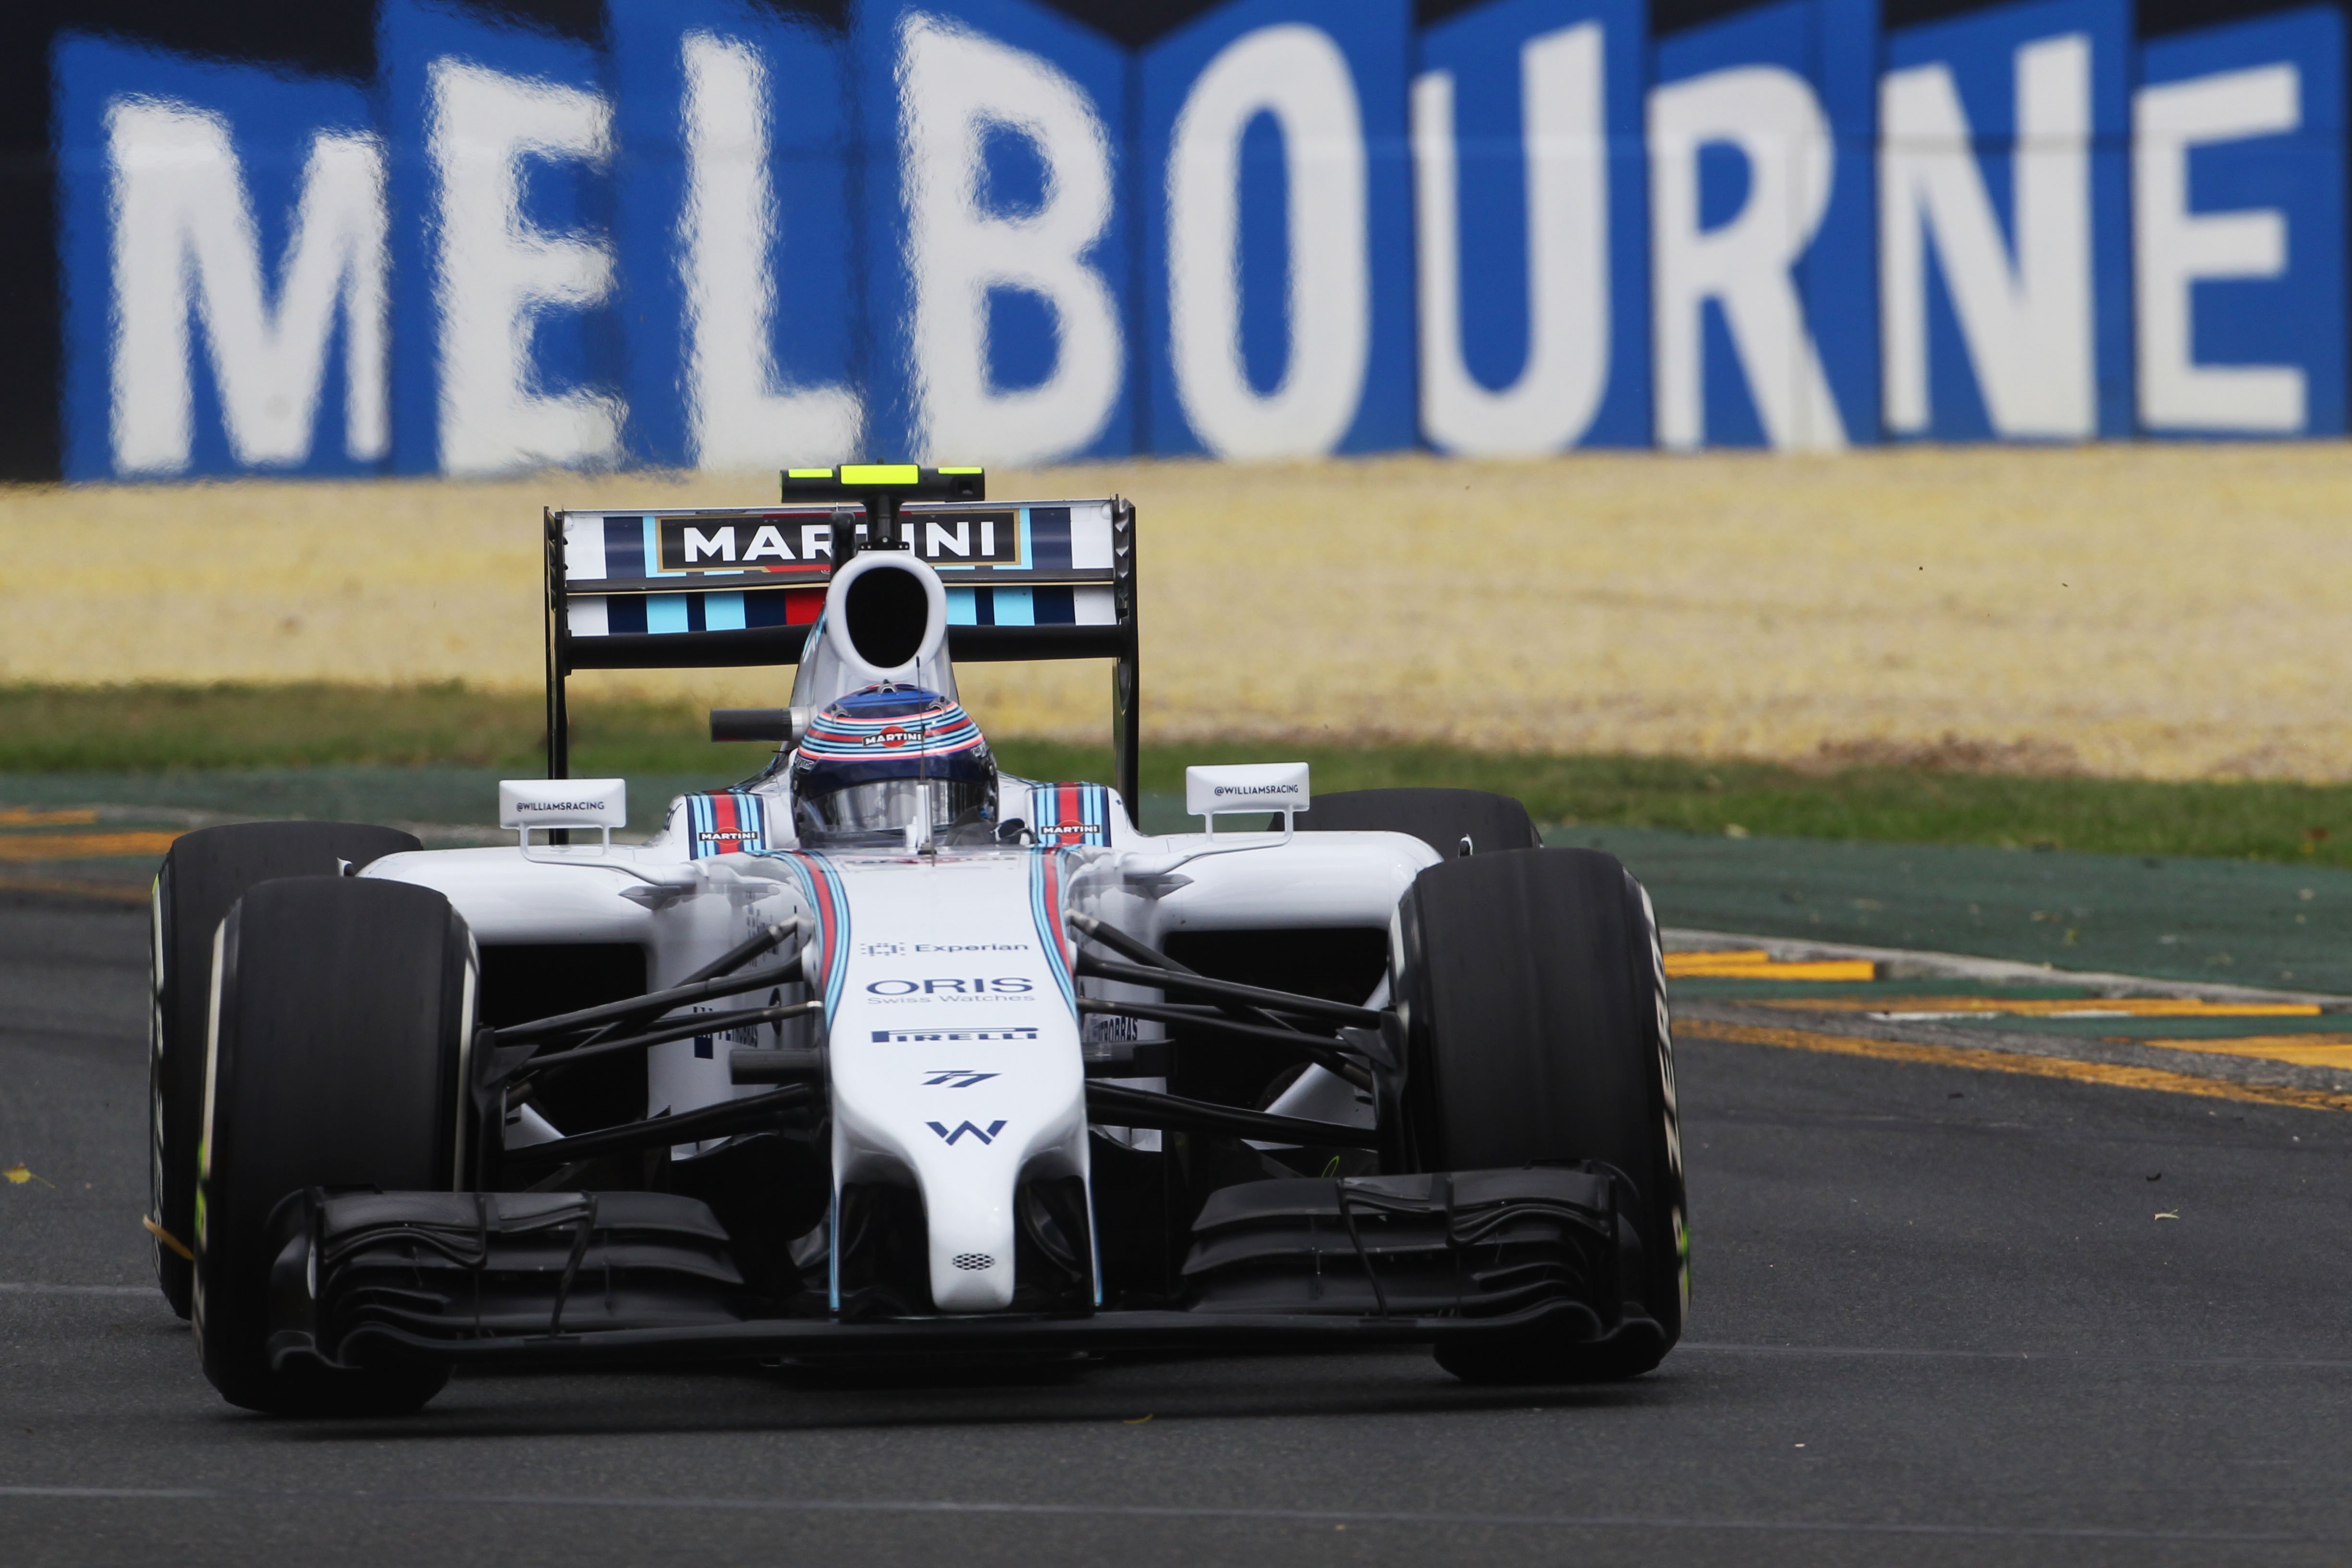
500,777,627,849
1185,762,1309,835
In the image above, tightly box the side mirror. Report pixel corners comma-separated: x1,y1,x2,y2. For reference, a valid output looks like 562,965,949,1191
1185,762,1310,834
710,708,797,744
500,778,627,849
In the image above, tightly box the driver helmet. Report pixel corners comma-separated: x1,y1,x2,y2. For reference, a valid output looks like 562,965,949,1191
789,684,996,844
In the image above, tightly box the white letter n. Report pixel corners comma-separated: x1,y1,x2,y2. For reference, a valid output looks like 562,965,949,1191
1879,36,2095,439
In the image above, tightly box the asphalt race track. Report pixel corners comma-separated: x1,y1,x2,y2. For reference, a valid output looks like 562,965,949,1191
8,895,2352,1567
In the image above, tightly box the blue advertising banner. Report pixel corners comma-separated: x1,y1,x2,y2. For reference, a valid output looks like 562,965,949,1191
55,38,384,480
611,0,862,470
380,0,624,476
1650,0,1879,452
36,0,2352,480
1883,0,2133,441
1413,0,1651,451
853,0,1133,467
1140,0,1417,458
2136,5,2344,437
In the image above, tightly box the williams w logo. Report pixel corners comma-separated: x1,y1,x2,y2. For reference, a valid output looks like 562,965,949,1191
927,1119,1007,1146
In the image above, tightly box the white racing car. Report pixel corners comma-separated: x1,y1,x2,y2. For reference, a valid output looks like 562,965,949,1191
143,466,1687,1415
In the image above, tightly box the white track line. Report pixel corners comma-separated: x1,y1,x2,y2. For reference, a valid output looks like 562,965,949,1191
0,1282,153,1296
0,1484,2335,1543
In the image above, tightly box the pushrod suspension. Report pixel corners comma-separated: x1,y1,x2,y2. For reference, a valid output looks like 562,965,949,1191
563,918,806,1053
514,1002,821,1082
1068,910,1359,1053
1086,1081,1379,1150
1074,999,1371,1089
1071,953,1385,1030
497,956,803,1043
504,1083,817,1168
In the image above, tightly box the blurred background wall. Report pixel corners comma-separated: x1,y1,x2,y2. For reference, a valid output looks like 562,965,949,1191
3,0,2341,483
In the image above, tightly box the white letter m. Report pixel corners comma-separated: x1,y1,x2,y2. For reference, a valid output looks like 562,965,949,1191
108,98,388,474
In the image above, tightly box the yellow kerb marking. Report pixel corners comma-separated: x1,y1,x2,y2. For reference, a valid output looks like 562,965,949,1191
2132,1034,2352,1070
0,808,98,826
1684,1020,2352,1114
838,464,919,484
1758,995,2321,1018
1673,960,1878,981
0,831,182,863
1665,951,1875,981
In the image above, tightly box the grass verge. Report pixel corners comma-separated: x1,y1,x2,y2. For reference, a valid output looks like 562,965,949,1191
6,683,2352,869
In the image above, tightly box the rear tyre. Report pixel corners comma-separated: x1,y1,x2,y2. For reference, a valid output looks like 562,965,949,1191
150,822,419,1317
1395,848,1686,1384
1298,787,1540,861
193,876,470,1415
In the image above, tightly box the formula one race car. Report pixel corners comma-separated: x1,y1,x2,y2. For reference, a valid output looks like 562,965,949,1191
143,466,1687,1415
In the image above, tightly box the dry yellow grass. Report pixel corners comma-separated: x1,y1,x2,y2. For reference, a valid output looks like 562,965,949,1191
6,444,2351,779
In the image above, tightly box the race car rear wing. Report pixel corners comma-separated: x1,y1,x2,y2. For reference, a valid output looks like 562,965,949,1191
542,466,1140,803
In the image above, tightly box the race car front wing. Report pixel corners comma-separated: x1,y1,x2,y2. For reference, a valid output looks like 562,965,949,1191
264,1166,1651,1371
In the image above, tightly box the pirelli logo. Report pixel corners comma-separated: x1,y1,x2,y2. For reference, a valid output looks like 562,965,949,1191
870,1027,1041,1043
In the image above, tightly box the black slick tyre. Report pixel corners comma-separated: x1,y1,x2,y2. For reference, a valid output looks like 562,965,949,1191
149,822,418,1317
1298,787,1540,861
1395,847,1687,1384
193,876,471,1416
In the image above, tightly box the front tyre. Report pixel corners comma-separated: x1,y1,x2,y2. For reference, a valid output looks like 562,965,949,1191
150,822,418,1317
1396,848,1686,1384
193,876,472,1415
1298,787,1541,860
